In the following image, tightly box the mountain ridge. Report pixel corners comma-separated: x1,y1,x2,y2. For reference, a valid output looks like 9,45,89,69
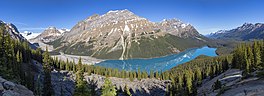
207,22,264,40
34,9,208,59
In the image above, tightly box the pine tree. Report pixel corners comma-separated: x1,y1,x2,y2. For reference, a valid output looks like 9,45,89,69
247,46,254,71
129,72,133,81
66,58,70,71
43,47,53,96
150,70,154,78
101,78,117,96
15,51,21,75
155,72,160,79
35,74,42,96
60,61,65,70
185,70,193,95
76,57,83,83
74,57,90,96
213,79,222,90
253,41,261,69
124,85,132,96
261,41,264,69
73,60,76,73
222,58,229,71
195,68,202,85
137,67,141,80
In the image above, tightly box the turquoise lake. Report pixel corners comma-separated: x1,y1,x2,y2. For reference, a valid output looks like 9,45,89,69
95,46,217,72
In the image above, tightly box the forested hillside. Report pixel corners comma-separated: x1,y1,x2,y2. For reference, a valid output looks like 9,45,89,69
0,22,42,94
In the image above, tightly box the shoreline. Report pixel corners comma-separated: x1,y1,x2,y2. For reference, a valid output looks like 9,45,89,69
51,52,104,65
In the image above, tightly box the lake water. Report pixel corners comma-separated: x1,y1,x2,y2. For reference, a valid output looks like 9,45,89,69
95,46,217,72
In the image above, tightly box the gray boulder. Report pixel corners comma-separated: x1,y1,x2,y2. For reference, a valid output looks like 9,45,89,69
3,81,15,90
0,76,34,96
0,83,4,91
0,77,7,83
51,70,75,96
2,90,19,96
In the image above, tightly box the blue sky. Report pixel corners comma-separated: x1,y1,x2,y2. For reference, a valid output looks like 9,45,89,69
0,0,263,35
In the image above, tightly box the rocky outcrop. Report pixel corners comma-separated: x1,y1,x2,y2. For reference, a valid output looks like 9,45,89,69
48,69,171,96
85,74,171,96
51,70,75,96
0,76,34,96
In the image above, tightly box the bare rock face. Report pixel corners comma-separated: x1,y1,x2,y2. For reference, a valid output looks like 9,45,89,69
51,70,75,96
3,81,15,90
85,74,171,96
48,9,206,59
0,76,34,96
30,27,68,43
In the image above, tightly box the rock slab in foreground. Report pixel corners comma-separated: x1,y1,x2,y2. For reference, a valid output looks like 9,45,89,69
0,76,34,96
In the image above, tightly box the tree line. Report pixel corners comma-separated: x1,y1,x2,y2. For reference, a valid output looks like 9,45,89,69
232,40,264,75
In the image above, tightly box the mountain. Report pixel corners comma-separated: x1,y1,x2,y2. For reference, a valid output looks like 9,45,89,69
0,20,26,41
30,27,69,51
207,23,264,40
0,20,38,49
48,9,208,59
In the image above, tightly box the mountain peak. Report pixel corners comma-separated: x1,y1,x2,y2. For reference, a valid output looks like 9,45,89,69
104,9,137,18
47,26,57,30
106,9,132,14
242,22,253,26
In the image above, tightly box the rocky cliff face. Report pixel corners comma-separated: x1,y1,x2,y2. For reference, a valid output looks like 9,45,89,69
207,23,264,40
30,27,68,43
50,9,207,59
0,76,34,96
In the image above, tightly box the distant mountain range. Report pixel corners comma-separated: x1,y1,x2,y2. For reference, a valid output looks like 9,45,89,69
31,9,208,59
207,23,264,40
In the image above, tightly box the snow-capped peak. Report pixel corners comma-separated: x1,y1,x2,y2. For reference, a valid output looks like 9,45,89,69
206,30,228,36
108,10,119,13
47,26,56,30
215,30,227,34
58,28,70,33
